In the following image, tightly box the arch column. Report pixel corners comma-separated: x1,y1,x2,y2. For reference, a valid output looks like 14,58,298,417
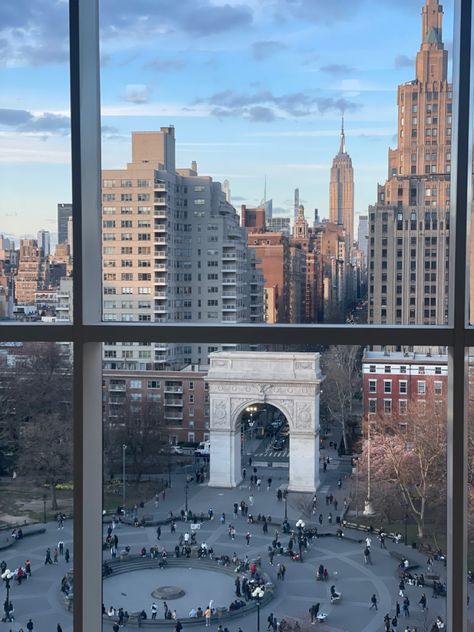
208,397,241,488
287,394,320,493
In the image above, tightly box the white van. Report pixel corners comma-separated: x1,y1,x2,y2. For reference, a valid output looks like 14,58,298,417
195,441,210,456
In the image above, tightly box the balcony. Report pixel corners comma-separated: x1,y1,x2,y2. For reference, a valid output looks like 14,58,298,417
109,385,126,392
164,386,183,394
164,413,184,421
164,399,184,406
155,278,167,286
222,277,236,285
155,236,166,244
155,225,167,233
155,291,167,298
154,209,167,218
222,291,237,298
155,306,168,314
222,304,237,311
222,252,237,260
155,251,167,259
222,265,237,271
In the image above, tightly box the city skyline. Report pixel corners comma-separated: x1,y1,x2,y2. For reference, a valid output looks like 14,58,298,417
0,0,453,241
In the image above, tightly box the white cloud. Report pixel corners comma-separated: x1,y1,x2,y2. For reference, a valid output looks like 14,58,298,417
125,84,150,104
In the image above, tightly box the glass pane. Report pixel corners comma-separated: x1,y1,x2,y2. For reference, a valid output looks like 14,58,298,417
0,1,73,323
0,341,73,630
98,0,453,327
102,342,447,631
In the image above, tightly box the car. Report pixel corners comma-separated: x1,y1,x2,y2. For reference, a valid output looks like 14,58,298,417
273,438,286,450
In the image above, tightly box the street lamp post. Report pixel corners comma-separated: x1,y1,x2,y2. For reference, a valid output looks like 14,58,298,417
284,490,288,521
363,421,374,516
252,586,265,632
42,493,47,524
122,444,127,510
168,460,172,488
246,406,257,440
404,510,409,546
185,482,189,513
2,569,13,621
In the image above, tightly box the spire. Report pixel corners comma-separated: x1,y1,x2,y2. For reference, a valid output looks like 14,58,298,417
421,0,444,49
339,114,346,154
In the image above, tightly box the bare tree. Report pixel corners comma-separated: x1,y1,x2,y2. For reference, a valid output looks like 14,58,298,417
107,399,166,482
359,405,446,538
17,413,72,510
321,345,362,453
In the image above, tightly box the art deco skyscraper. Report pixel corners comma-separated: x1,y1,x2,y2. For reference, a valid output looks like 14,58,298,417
368,0,452,326
329,118,354,254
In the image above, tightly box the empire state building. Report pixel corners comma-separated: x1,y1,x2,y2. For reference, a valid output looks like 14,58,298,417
329,118,355,257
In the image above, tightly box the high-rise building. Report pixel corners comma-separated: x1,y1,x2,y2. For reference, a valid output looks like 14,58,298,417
57,203,72,245
101,128,263,371
368,0,451,326
357,215,368,261
329,118,354,254
14,239,42,304
267,217,291,237
37,230,51,257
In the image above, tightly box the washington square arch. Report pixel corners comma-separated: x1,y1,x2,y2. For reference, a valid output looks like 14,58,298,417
206,351,324,493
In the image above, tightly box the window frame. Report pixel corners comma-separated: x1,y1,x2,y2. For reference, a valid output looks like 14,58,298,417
0,0,470,630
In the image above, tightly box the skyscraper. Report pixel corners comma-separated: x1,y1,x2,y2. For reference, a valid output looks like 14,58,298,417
102,128,263,370
329,118,354,254
57,203,72,244
368,0,451,326
37,230,51,257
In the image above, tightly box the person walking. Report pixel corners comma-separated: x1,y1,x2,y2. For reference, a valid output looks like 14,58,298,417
57,625,63,632
267,612,275,630
369,594,378,610
26,620,34,631
419,592,427,612
65,548,70,564
45,548,52,565
364,546,372,565
403,596,410,617
204,606,211,627
156,526,161,540
318,514,323,525
309,603,320,624
246,532,251,545
399,579,405,598
151,602,157,619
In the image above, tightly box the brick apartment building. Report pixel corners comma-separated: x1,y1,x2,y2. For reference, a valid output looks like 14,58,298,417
103,365,210,445
362,350,448,422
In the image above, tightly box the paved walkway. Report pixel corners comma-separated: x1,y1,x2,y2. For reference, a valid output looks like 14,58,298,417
0,458,456,632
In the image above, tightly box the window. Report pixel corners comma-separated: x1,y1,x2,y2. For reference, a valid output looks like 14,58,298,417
434,381,443,395
399,380,408,394
368,399,377,414
418,381,426,395
384,380,392,394
399,400,407,416
383,399,392,414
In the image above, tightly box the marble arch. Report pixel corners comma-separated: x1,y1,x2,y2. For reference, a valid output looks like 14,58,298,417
206,351,323,493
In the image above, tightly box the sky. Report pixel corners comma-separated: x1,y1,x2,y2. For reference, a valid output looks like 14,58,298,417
0,0,454,244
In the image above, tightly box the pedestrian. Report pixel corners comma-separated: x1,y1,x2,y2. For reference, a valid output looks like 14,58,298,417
175,620,183,632
267,477,272,491
269,549,274,565
403,596,410,617
65,548,70,564
366,536,372,548
364,546,372,565
369,593,378,610
27,620,34,631
45,548,52,565
246,532,251,545
164,601,169,619
25,559,31,576
257,478,261,491
399,579,405,598
318,513,323,525
53,547,59,563
380,534,386,548
323,461,327,472
309,602,320,623
57,625,63,632
392,615,398,630
337,478,342,488
328,512,333,524
113,624,119,632
156,526,161,540
267,612,275,630
419,592,427,611
396,601,401,617
58,541,64,555
249,494,254,506
151,602,157,619
204,606,211,627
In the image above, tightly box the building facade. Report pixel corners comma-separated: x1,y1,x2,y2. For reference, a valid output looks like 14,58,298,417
368,0,451,325
329,120,355,255
102,128,263,371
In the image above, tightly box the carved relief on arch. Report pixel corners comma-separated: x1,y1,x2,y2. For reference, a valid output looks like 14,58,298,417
210,397,230,429
293,400,315,431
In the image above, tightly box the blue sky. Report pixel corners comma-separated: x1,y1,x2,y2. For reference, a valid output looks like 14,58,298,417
0,0,454,243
